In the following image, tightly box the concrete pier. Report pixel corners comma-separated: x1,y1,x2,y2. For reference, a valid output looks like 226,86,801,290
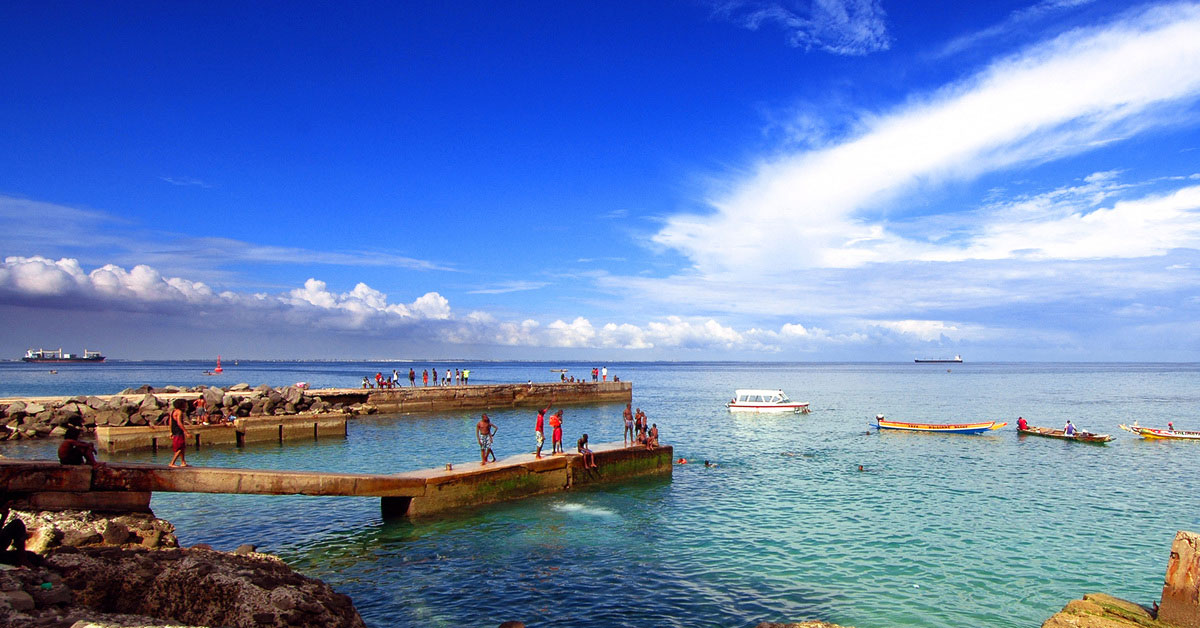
0,441,672,518
94,413,350,453
342,380,632,413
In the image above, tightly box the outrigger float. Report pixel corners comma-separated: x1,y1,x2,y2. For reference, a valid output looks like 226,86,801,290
872,415,1006,434
1018,425,1113,443
1120,423,1200,440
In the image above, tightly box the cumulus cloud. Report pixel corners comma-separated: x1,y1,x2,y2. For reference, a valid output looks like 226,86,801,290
4,256,956,354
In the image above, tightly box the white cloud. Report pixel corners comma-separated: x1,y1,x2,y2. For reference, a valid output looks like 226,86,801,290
713,0,891,55
658,3,1200,276
865,319,963,342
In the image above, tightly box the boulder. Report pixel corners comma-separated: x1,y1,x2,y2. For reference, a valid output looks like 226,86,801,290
86,396,108,410
282,386,303,405
44,546,367,628
6,400,27,414
25,402,46,414
230,383,252,391
138,394,161,413
203,388,225,409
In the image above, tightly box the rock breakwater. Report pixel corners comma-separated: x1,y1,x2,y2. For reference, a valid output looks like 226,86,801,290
0,384,370,442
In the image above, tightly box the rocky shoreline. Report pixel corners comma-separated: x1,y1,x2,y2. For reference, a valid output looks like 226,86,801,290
0,508,365,628
0,384,376,442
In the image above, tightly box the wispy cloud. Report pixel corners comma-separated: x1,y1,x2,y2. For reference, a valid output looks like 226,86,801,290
467,280,549,295
936,0,1098,58
0,195,452,278
159,176,213,188
655,3,1200,278
711,0,891,55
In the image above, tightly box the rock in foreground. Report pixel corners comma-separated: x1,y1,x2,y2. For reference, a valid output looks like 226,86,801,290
1041,593,1169,628
0,545,366,628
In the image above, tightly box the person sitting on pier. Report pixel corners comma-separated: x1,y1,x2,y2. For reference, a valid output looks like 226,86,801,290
362,376,370,389
646,423,659,449
577,433,598,468
58,425,101,467
477,413,498,465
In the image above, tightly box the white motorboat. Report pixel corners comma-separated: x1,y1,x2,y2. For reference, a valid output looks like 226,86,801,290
727,389,810,413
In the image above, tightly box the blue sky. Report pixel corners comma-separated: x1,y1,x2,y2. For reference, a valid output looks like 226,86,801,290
3,0,1200,360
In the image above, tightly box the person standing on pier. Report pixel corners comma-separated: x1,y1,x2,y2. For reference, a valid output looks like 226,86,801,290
432,368,438,387
549,410,564,454
422,369,429,386
601,366,607,381
463,369,470,385
623,403,634,446
534,398,555,459
168,399,191,467
409,368,416,387
476,413,497,465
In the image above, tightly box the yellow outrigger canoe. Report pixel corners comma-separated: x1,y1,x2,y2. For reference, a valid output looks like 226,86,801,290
1120,424,1200,440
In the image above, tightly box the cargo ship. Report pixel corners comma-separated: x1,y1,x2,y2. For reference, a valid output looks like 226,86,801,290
914,355,963,363
22,348,106,363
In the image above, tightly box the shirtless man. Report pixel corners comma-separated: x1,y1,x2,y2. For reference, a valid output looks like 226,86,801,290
577,433,598,468
58,425,101,466
476,414,497,465
622,403,635,446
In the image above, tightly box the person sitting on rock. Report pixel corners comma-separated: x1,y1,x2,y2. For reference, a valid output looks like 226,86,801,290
58,425,101,467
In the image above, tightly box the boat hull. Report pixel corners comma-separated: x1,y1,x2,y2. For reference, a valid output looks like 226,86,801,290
727,404,810,414
22,356,106,363
875,419,1005,434
1018,427,1112,443
1120,424,1200,440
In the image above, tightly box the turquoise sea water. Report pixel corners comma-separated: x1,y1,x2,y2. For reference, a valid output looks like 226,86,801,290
2,361,1198,627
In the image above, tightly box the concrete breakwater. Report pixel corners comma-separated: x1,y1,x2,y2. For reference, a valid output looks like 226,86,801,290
341,379,632,413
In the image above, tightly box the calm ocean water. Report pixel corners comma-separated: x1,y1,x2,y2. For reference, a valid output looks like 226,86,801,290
2,360,1198,627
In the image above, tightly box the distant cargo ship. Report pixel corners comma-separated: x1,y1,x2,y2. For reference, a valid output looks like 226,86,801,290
914,355,963,363
22,348,106,363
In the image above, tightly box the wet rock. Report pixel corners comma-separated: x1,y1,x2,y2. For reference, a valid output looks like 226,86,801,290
235,544,258,555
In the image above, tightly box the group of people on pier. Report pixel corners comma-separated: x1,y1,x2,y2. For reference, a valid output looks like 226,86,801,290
474,398,658,468
363,367,472,389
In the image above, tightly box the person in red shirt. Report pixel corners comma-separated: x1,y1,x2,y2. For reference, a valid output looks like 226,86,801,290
534,399,553,459
1017,417,1028,431
549,410,564,454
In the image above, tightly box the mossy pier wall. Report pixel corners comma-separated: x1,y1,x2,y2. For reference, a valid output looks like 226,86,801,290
0,441,672,519
351,380,632,413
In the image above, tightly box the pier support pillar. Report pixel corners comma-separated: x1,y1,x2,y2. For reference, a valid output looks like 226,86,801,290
1160,530,1200,627
380,496,411,519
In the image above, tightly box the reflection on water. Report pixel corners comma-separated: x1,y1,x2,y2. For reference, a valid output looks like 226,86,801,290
2,361,1199,627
